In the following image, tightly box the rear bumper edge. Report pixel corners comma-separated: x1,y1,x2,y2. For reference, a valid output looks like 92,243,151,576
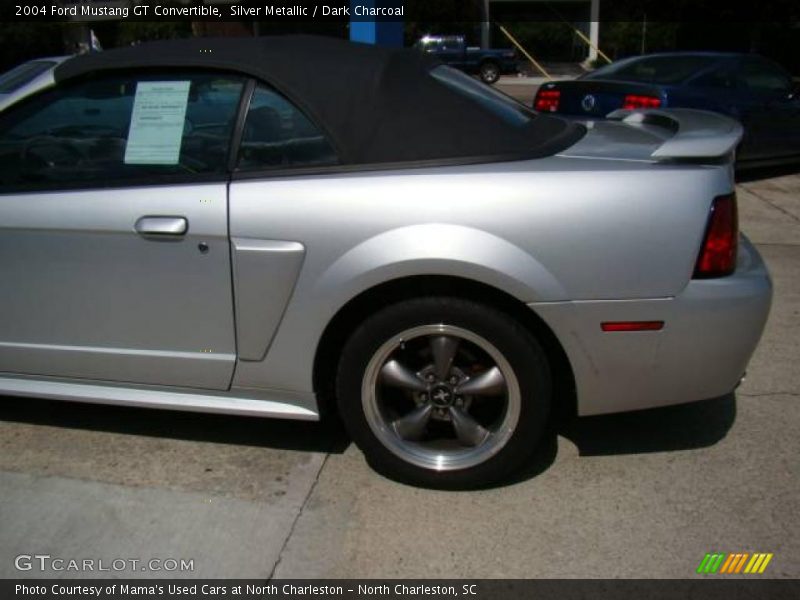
529,235,772,416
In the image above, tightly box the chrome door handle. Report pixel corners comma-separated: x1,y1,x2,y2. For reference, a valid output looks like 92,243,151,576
135,216,188,237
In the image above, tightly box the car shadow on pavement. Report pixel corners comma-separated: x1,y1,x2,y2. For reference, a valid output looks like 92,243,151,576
496,394,736,489
0,396,350,455
1,393,736,488
497,429,561,488
490,394,737,490
558,393,737,457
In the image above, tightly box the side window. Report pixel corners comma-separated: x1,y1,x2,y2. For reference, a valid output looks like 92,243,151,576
0,72,244,189
442,39,462,52
419,41,442,52
737,58,792,94
236,84,337,171
692,67,736,90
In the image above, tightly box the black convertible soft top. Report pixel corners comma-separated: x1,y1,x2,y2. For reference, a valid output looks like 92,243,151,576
55,35,584,166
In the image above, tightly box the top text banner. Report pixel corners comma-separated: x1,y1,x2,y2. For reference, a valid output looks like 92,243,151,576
6,1,408,22
3,0,799,23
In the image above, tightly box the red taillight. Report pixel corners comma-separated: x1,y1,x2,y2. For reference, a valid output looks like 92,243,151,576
534,89,560,112
694,194,738,278
622,94,662,110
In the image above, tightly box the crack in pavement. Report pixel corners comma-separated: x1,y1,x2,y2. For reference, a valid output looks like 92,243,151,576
267,452,330,580
741,184,800,224
752,242,800,247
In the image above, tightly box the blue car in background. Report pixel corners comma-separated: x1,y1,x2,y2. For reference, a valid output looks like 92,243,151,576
533,52,800,166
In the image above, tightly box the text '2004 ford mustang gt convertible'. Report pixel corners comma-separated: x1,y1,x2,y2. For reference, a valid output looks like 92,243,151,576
0,36,772,488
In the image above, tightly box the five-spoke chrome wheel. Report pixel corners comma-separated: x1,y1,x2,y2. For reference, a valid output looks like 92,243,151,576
337,297,551,487
361,324,521,471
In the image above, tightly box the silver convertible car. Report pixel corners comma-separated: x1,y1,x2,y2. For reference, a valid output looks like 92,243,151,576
0,37,772,487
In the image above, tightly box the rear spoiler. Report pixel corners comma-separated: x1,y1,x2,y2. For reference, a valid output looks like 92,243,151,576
606,108,743,160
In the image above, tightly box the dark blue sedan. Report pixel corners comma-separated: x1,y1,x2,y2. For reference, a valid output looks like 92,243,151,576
533,52,800,166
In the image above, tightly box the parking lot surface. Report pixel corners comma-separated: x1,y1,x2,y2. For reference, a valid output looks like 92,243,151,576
0,169,798,579
496,76,543,104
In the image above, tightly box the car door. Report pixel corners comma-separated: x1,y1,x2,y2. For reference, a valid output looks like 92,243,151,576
440,38,467,69
0,71,245,390
227,82,338,369
733,56,800,160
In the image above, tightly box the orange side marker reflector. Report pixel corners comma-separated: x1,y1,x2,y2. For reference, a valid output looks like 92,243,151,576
601,321,664,332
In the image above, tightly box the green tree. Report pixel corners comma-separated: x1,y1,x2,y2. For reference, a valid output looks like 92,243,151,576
114,21,192,47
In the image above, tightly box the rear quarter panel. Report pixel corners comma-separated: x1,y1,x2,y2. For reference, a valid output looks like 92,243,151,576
228,157,734,394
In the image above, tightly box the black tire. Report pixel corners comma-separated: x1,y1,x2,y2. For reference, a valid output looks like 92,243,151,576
479,61,501,85
336,297,551,489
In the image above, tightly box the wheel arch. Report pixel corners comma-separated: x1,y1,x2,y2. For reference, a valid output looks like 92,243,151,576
312,275,576,420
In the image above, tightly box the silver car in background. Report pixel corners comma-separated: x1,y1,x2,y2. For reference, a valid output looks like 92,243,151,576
0,37,772,488
0,56,67,112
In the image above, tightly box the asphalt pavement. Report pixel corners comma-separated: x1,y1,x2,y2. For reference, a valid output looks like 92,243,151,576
0,165,798,579
496,76,544,104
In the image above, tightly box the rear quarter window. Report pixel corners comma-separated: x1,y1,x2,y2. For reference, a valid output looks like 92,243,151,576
236,84,338,171
587,56,718,85
430,66,532,128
